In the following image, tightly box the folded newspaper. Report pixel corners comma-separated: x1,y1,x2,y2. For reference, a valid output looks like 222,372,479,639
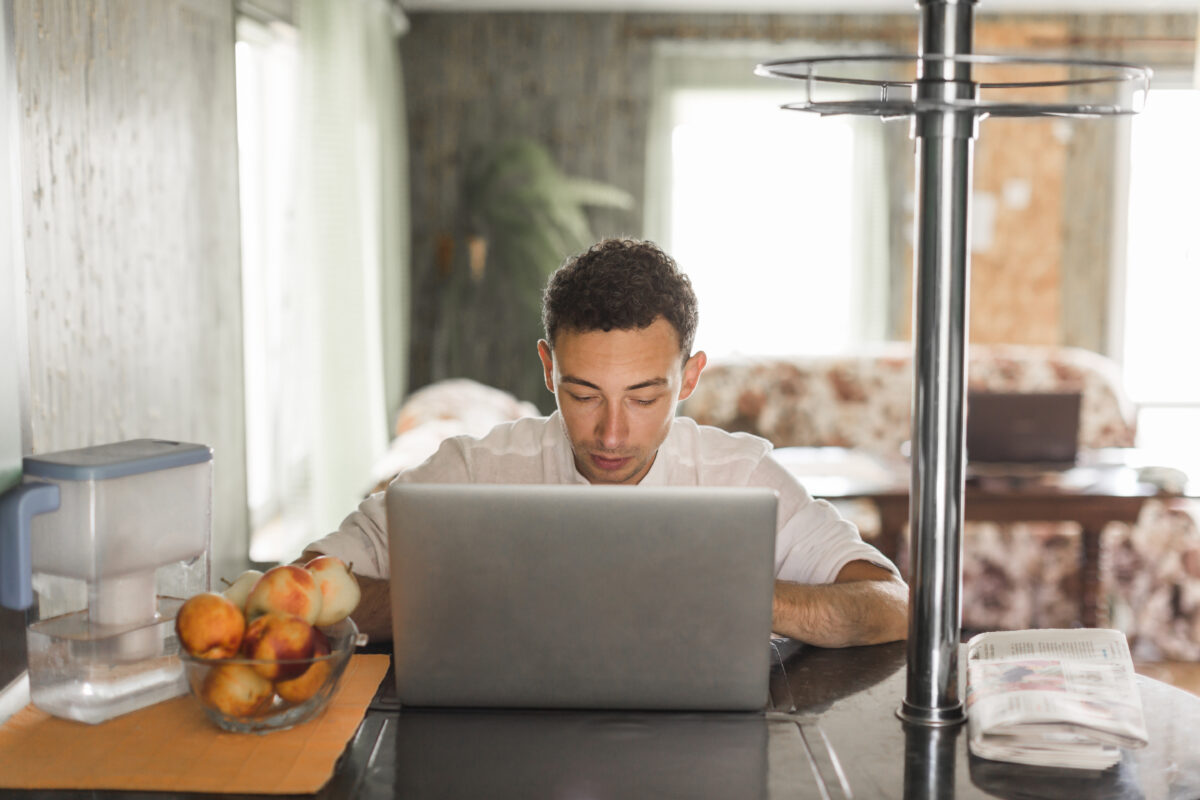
965,628,1149,770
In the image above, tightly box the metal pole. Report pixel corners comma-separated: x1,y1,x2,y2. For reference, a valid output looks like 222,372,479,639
898,0,978,727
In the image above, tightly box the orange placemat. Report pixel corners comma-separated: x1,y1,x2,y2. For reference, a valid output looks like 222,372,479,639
0,654,389,794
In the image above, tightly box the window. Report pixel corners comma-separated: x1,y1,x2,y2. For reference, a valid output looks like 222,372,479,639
1120,86,1200,477
235,17,312,562
645,44,889,361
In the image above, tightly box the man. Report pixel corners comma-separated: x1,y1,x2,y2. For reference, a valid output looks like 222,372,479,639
302,238,908,645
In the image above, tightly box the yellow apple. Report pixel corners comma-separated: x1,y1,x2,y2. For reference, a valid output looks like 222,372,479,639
244,564,322,624
305,555,362,626
220,569,264,612
175,592,245,659
274,632,332,705
200,663,274,717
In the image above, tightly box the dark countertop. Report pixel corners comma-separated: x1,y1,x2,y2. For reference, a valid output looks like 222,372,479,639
6,639,1200,799
326,639,1200,800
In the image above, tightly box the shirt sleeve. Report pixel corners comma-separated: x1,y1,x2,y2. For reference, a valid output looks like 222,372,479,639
302,436,472,578
750,455,901,584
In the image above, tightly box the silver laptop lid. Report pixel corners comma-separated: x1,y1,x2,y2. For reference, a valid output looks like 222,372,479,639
386,483,778,711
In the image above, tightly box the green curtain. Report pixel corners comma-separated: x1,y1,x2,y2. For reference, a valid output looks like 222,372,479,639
296,0,409,534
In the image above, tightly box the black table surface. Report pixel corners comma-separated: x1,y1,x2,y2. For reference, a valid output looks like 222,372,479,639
8,639,1200,799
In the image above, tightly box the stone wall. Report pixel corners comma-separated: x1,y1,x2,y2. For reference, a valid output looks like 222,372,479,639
13,0,246,560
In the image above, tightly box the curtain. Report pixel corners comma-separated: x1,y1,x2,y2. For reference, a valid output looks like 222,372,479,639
297,0,409,535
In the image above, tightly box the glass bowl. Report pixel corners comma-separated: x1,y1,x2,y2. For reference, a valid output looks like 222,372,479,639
180,617,365,733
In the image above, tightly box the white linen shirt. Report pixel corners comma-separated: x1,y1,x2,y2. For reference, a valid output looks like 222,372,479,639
306,412,898,584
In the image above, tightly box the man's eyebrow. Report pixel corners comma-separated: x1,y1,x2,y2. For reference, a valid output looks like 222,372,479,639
625,377,669,391
560,376,669,392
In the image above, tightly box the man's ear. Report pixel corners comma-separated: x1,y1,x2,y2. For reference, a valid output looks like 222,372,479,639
677,350,707,402
537,339,555,393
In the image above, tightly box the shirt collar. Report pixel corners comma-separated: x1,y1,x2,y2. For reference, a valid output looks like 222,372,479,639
637,422,677,486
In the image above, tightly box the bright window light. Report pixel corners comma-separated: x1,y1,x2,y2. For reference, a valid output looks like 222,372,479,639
666,89,860,360
1122,87,1200,474
1123,89,1200,403
235,19,311,562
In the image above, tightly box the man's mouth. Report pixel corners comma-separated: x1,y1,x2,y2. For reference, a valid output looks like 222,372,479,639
589,453,631,471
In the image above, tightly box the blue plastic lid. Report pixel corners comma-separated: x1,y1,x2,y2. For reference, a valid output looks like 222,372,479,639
23,439,213,481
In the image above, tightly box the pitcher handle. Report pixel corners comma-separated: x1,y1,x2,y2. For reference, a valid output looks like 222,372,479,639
0,482,60,610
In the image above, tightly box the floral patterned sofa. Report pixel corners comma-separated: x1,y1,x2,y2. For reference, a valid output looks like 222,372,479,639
681,343,1200,660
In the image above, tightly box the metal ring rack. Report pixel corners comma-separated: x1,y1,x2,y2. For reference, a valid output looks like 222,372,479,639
756,0,1150,729
757,53,1151,118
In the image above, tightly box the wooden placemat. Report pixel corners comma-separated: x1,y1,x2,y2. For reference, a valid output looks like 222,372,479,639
0,654,389,794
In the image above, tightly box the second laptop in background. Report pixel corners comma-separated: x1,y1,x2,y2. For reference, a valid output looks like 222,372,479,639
966,391,1083,468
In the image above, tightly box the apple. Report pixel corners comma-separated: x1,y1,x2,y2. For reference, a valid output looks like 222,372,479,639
200,663,275,717
274,632,332,705
242,612,318,680
175,592,245,659
244,564,322,624
220,569,264,612
305,555,362,626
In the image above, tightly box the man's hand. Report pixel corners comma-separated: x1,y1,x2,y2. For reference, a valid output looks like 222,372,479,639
772,560,908,648
297,551,394,643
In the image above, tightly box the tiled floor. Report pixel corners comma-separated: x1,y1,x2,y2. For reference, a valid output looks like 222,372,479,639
1134,661,1200,696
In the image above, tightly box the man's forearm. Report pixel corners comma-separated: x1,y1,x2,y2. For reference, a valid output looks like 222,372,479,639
772,575,908,648
345,573,394,643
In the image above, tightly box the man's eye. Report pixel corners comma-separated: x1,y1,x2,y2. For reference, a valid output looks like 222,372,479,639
632,397,659,407
570,393,597,403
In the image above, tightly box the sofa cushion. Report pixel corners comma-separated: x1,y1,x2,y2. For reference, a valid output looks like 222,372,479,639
682,344,1136,455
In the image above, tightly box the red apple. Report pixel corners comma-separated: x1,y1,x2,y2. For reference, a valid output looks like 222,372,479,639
305,555,362,626
242,612,318,680
244,564,322,624
200,663,274,717
220,569,264,612
274,632,332,704
175,592,245,659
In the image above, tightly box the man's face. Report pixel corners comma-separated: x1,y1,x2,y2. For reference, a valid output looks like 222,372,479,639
538,318,706,485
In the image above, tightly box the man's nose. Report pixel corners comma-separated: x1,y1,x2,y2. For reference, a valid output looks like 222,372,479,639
596,403,626,449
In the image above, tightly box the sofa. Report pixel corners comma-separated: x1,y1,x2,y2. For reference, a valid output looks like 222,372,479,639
680,343,1200,660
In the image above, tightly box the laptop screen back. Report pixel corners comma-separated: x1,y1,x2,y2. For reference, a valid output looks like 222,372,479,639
385,483,778,711
966,391,1082,466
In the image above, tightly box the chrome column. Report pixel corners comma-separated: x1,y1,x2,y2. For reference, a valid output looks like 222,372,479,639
898,0,978,727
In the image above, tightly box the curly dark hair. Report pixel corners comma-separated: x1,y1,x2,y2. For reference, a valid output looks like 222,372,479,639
541,238,698,358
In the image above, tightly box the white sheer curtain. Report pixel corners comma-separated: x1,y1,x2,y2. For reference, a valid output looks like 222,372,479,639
296,0,409,538
236,16,307,560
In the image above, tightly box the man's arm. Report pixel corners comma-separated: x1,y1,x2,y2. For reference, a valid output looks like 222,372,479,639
771,560,908,648
299,550,394,643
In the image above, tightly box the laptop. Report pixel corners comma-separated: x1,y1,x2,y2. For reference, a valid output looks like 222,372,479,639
966,391,1082,468
385,483,778,711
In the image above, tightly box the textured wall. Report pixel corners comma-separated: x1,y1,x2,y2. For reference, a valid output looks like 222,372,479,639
13,0,247,564
404,10,1197,380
